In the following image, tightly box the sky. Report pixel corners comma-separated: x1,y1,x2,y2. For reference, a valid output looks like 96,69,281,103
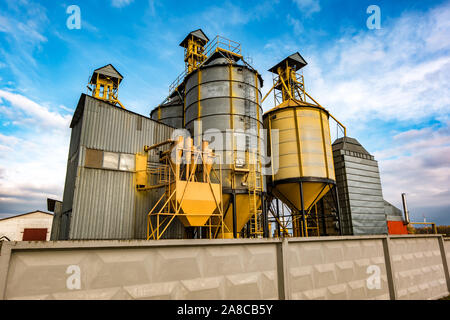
0,0,449,225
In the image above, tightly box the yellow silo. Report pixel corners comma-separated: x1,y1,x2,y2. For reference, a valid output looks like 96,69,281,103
263,52,343,237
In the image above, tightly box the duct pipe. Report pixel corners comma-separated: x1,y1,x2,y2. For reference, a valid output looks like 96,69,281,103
401,193,410,225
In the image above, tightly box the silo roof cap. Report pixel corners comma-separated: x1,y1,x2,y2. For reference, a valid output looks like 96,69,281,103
90,64,123,86
268,52,308,74
179,29,209,47
332,137,371,156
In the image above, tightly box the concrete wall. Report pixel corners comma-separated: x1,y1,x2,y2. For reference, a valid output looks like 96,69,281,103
0,212,53,241
390,237,449,300
0,235,449,300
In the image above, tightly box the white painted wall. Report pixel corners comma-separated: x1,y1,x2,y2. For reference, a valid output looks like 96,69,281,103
0,211,53,241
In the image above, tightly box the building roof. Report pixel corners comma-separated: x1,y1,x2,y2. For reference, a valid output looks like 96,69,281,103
0,211,53,222
332,136,371,156
90,64,123,86
70,94,170,128
179,29,209,47
384,200,404,218
268,52,308,74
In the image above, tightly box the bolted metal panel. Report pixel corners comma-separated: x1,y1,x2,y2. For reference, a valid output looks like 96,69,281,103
60,94,176,240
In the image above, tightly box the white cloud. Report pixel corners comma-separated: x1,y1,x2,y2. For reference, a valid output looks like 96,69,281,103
111,0,134,8
301,4,450,125
376,123,450,217
0,1,49,92
199,0,279,33
0,92,70,215
293,0,321,16
0,3,48,45
258,2,450,222
0,90,71,130
287,14,304,35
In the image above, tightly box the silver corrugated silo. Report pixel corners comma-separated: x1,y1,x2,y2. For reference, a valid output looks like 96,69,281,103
183,54,265,238
150,95,184,128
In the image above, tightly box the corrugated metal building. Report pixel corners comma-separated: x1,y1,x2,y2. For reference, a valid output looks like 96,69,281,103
330,137,388,235
384,200,404,222
54,94,183,240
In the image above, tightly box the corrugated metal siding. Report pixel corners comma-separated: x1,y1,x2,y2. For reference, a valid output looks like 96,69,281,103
332,143,388,235
62,114,83,214
384,200,404,221
62,95,176,240
81,96,173,154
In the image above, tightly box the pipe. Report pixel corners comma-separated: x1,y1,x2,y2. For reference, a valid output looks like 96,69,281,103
261,193,269,238
299,182,307,237
402,193,410,225
333,185,343,236
144,139,174,152
232,191,237,238
276,199,281,237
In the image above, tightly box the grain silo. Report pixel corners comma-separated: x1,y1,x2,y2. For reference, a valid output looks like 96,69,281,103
184,51,265,239
149,30,267,239
150,95,184,128
263,53,344,237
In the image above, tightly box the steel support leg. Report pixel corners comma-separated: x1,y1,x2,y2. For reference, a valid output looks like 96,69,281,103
299,182,307,237
232,191,237,239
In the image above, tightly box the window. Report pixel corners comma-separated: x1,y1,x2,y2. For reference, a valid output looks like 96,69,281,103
103,152,119,169
119,153,135,171
85,148,136,172
85,149,103,168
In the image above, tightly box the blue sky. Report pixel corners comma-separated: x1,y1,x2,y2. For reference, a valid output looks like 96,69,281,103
0,0,449,225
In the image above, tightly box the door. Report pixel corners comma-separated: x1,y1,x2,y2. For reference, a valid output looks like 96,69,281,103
22,228,48,241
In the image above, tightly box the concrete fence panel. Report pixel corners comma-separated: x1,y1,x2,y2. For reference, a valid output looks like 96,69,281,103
0,236,449,300
0,240,280,300
445,239,450,272
390,236,448,300
287,237,390,300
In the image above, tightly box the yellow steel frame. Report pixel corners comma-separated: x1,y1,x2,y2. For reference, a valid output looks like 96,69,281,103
409,222,438,234
169,35,244,95
261,65,346,137
90,73,125,109
184,35,208,73
144,139,229,240
263,60,347,238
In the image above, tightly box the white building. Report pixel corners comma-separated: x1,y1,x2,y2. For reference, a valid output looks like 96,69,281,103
0,211,53,241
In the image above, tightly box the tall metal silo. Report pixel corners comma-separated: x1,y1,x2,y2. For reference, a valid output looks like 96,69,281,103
154,30,268,239
263,53,344,237
155,30,265,239
184,51,265,239
150,95,184,128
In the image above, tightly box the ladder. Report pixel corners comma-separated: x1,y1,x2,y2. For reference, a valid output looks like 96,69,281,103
248,152,263,237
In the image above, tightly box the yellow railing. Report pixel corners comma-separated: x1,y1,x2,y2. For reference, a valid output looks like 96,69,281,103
169,35,243,94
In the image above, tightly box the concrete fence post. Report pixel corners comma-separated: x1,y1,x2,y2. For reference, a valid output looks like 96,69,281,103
382,236,398,300
276,238,290,300
0,242,13,300
437,236,450,293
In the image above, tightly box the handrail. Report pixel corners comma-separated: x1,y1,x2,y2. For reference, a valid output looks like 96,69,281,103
168,35,243,95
